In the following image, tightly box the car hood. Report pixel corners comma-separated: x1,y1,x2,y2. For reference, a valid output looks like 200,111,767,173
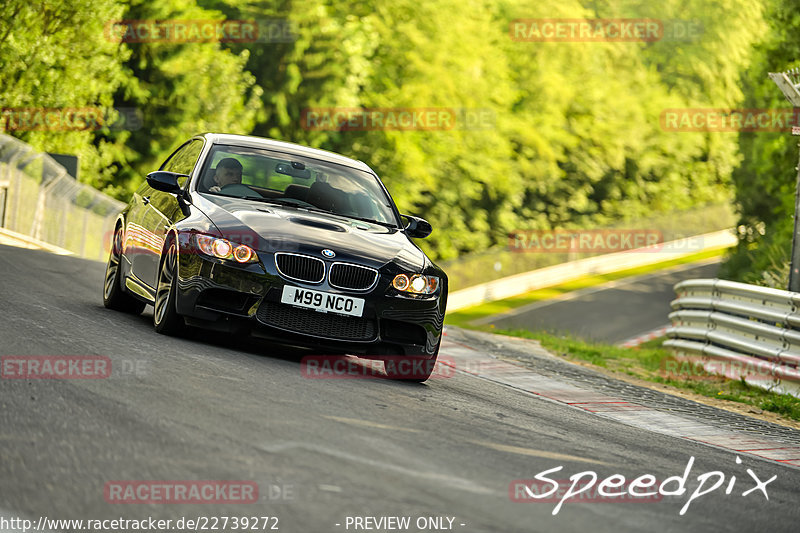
195,194,428,271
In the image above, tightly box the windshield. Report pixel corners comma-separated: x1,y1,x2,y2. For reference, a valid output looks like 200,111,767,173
197,144,399,227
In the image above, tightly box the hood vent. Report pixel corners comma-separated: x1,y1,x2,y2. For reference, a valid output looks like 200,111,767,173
289,216,346,233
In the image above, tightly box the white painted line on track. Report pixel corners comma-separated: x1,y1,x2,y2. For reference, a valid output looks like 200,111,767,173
439,337,800,470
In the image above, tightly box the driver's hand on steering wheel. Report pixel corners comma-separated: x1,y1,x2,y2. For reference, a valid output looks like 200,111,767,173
211,160,243,192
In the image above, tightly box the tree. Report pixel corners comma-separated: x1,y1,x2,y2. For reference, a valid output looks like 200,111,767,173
721,0,800,284
104,0,263,197
0,0,131,190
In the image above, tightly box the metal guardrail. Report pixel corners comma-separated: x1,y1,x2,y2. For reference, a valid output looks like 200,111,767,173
666,278,800,398
0,134,125,261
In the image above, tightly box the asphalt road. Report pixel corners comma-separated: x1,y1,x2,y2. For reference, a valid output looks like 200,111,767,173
0,245,798,532
481,260,721,344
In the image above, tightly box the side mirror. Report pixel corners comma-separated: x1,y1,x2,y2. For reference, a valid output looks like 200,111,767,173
402,215,433,239
146,171,187,194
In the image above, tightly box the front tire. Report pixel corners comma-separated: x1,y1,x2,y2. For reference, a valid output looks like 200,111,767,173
384,352,439,383
103,225,146,314
154,239,185,335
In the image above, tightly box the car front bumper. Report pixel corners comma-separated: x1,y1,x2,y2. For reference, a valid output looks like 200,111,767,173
174,242,446,357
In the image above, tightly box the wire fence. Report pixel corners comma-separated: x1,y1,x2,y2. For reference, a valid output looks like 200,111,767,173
0,134,124,261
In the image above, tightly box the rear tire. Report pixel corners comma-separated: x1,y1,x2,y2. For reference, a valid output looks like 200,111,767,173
103,225,146,314
154,239,185,336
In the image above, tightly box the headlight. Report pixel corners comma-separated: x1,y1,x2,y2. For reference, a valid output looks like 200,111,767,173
392,273,439,295
196,234,258,264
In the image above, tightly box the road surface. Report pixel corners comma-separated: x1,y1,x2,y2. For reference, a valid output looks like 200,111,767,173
0,246,797,532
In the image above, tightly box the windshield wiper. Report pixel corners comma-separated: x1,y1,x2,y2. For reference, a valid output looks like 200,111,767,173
242,197,300,206
218,195,398,228
287,205,397,228
225,196,309,208
339,213,398,228
206,192,298,205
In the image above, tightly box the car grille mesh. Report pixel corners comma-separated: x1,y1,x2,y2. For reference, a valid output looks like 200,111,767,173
275,253,325,283
257,301,376,341
329,263,378,290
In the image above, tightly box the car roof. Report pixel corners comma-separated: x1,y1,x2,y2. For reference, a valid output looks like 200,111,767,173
200,133,374,174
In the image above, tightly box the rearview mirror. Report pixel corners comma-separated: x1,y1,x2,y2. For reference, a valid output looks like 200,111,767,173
146,171,187,194
275,162,311,180
402,215,433,238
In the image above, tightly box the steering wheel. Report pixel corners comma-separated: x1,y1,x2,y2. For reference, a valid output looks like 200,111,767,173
218,183,256,196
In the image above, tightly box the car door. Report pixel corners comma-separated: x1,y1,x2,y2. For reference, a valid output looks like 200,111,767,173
136,139,204,289
123,179,156,289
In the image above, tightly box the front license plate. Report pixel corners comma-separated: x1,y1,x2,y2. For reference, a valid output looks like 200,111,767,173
280,286,365,317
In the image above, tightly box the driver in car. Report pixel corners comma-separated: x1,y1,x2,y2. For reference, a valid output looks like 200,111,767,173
208,158,243,192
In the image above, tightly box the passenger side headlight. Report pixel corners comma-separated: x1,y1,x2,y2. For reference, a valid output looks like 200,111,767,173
392,274,439,295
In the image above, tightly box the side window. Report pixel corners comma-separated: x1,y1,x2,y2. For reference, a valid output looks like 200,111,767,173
160,140,204,186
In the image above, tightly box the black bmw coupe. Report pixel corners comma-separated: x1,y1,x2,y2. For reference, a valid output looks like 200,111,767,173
103,133,447,381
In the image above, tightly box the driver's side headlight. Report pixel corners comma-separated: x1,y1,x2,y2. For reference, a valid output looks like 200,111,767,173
196,234,259,264
392,274,439,295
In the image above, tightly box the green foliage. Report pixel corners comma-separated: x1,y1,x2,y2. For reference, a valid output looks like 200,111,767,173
0,0,787,268
503,0,762,235
720,0,800,285
0,0,131,190
103,0,263,195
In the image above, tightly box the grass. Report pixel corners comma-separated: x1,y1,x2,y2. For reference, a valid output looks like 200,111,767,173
440,203,737,292
484,328,800,423
443,250,800,423
445,247,727,328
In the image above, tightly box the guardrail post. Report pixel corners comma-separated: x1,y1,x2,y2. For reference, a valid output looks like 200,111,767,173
59,197,69,249
0,176,7,227
8,150,23,232
79,207,90,257
31,167,65,241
